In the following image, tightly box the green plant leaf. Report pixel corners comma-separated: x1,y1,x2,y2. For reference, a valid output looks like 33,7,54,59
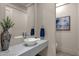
0,16,15,31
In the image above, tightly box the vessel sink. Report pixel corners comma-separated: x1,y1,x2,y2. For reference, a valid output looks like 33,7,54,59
24,38,39,46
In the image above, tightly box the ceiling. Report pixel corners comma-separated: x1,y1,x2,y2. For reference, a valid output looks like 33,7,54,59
11,3,33,8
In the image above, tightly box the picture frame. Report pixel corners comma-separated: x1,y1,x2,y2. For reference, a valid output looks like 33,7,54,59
56,16,70,31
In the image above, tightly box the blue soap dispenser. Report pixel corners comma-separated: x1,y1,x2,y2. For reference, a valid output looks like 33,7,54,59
40,25,45,40
30,26,35,38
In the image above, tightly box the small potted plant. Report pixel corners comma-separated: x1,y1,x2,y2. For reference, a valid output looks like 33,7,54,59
0,16,14,51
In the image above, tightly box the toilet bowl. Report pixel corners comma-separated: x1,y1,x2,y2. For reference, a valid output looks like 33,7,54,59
56,43,59,53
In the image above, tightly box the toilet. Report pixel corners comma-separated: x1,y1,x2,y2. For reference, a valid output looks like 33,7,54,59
56,43,58,53
56,43,58,48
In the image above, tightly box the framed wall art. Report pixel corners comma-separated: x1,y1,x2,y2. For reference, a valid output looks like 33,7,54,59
56,16,70,31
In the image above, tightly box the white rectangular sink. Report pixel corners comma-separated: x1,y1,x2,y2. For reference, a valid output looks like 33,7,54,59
24,38,40,46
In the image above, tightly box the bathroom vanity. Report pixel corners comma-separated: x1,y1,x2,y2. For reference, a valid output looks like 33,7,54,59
0,40,48,56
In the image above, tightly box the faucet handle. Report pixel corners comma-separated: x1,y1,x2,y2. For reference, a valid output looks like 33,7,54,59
22,32,28,38
22,32,25,37
25,32,27,36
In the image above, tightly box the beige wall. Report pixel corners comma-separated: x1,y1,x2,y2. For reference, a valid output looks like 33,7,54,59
77,4,79,55
37,3,56,56
26,4,35,37
56,4,78,55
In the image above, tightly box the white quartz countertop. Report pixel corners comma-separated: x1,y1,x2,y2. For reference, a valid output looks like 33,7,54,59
0,40,48,56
